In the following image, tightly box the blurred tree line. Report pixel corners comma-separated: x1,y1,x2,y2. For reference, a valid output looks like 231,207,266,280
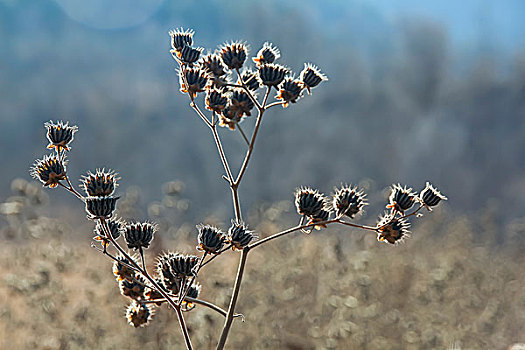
1,0,524,230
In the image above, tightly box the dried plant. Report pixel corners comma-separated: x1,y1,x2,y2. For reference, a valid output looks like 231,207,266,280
29,29,447,349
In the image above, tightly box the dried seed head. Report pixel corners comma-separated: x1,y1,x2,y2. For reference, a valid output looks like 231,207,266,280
119,273,147,299
230,89,255,117
169,28,194,52
205,88,228,113
253,42,280,66
197,224,226,254
308,208,331,230
220,42,248,70
299,63,327,94
181,282,201,309
113,253,137,282
332,185,367,219
80,168,119,197
376,213,410,244
239,69,261,91
124,222,157,250
276,77,304,107
85,196,119,219
44,120,78,151
258,63,290,87
126,301,154,328
207,75,232,92
93,217,124,247
219,106,242,130
388,184,417,212
420,182,447,208
228,220,255,251
30,154,67,188
179,45,203,65
200,53,227,77
179,67,208,98
295,187,326,217
168,252,199,278
145,278,165,305
156,252,180,294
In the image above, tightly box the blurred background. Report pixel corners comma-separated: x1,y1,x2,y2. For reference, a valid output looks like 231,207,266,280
1,0,524,349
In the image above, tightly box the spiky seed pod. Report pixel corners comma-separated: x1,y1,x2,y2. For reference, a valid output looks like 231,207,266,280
200,53,227,77
85,196,119,219
239,69,261,91
258,63,290,87
388,184,417,213
126,301,154,328
228,220,255,250
420,182,447,208
145,278,165,306
376,213,410,244
181,282,201,310
295,187,326,217
197,224,226,254
230,89,255,117
332,185,367,219
219,106,242,130
93,217,124,247
119,274,147,299
80,168,119,197
276,77,304,107
205,89,228,113
179,67,208,98
299,63,327,94
156,252,180,294
220,42,248,70
253,42,280,66
124,222,157,250
169,28,194,52
168,253,199,278
179,45,203,65
113,254,137,282
30,154,67,188
44,120,78,151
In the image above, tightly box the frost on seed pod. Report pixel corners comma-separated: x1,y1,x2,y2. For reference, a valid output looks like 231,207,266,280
179,45,203,65
124,222,157,250
113,254,138,282
258,63,290,87
276,77,304,107
376,213,410,244
93,217,124,247
332,185,367,219
197,224,226,254
253,42,280,66
388,184,417,213
44,120,78,152
179,67,208,98
168,253,199,278
238,69,260,91
156,252,180,294
126,301,154,328
420,182,447,209
119,273,147,299
228,220,255,251
85,196,119,219
200,53,227,77
299,63,327,94
80,168,119,197
295,187,326,217
169,28,194,52
230,89,255,117
205,88,228,113
30,154,67,188
219,42,248,70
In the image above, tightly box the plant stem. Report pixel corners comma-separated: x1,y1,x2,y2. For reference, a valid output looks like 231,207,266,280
216,247,250,349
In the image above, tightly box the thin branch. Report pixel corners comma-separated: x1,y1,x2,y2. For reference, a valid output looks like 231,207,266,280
58,181,84,201
235,68,262,111
178,252,207,306
265,101,285,109
216,247,250,349
200,244,232,268
237,124,250,146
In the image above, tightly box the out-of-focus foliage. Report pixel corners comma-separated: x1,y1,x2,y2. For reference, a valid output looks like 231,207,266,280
1,0,525,225
1,181,524,349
